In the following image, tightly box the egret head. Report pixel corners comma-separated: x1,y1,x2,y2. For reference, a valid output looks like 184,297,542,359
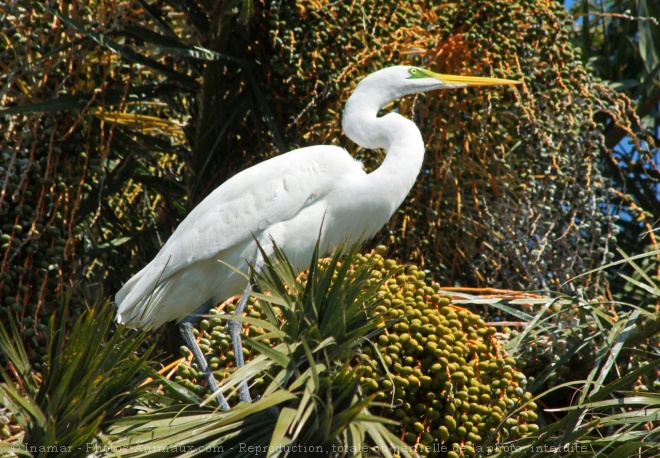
356,65,522,100
343,65,521,149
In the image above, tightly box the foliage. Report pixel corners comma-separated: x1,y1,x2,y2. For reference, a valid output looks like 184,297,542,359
0,0,262,341
567,0,659,141
492,296,660,457
0,298,155,457
1,247,659,457
565,0,660,303
103,242,411,457
2,0,643,337
171,246,536,457
2,1,660,457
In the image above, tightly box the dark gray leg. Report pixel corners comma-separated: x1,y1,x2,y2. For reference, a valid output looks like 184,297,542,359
229,281,254,403
179,302,230,411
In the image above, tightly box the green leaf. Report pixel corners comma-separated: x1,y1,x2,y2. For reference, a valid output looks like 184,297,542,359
269,407,296,451
39,5,198,89
238,0,254,26
0,84,181,116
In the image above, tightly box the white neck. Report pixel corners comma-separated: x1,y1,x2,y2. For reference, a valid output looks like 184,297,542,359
341,82,425,214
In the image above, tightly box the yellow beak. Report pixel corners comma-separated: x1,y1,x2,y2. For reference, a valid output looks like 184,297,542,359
431,73,522,87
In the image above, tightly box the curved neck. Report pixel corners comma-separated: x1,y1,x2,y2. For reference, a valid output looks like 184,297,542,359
341,88,425,212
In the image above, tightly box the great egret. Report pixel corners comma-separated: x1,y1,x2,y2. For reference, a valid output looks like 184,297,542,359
115,66,520,410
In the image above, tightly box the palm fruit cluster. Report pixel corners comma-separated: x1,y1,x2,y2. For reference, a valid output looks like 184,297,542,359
0,408,16,440
1,3,110,362
358,250,537,457
0,111,104,370
1,3,184,363
175,248,537,457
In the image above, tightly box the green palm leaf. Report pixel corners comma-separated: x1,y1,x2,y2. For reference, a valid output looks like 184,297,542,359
102,241,409,456
0,299,156,457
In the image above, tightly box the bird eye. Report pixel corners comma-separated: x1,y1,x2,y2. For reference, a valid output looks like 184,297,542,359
407,68,424,79
408,67,426,79
408,67,419,78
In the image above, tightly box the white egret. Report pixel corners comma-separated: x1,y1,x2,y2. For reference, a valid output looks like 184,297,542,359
115,66,520,410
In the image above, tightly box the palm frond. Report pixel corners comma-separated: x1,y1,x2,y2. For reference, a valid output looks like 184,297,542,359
103,240,409,456
0,298,156,456
489,280,660,456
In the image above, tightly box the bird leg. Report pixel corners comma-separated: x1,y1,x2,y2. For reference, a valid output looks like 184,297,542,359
229,280,255,403
179,304,231,411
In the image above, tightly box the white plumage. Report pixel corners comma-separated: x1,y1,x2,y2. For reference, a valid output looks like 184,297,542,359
116,146,373,328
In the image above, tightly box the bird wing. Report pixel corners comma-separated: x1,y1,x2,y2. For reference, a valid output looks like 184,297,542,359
115,145,363,310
